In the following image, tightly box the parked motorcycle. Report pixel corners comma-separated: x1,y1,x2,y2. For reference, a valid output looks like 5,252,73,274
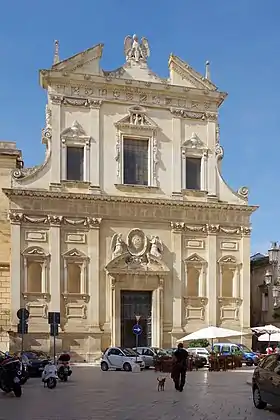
42,361,58,389
0,357,22,397
57,353,72,382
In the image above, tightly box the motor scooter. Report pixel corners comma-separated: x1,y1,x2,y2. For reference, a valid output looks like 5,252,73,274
57,353,72,382
0,357,22,397
41,361,58,389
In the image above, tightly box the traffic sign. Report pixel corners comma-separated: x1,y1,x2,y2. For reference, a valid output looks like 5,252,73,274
48,312,60,325
17,322,28,335
50,324,59,337
132,324,142,335
17,308,29,321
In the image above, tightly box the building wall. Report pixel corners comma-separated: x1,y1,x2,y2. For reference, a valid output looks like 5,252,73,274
0,142,21,351
4,38,256,359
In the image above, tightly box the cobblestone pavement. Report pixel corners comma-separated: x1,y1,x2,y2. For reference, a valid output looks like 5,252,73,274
1,368,280,420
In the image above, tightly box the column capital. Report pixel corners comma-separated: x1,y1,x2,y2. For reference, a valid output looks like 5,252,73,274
8,211,23,225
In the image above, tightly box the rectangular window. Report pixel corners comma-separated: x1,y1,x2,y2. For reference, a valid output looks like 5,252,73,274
185,157,201,190
261,292,268,312
123,138,149,185
66,147,84,181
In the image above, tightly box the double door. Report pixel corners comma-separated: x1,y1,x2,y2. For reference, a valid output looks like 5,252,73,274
120,291,152,348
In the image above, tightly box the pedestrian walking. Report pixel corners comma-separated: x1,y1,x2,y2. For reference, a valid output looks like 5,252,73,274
171,343,188,392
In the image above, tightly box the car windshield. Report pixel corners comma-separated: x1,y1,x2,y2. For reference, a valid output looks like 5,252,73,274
121,348,138,357
152,348,167,356
197,350,208,355
238,344,252,353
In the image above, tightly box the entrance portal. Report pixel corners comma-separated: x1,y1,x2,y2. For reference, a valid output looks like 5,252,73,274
120,291,152,348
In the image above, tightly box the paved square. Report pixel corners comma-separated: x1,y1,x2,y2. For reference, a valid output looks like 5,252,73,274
1,368,280,419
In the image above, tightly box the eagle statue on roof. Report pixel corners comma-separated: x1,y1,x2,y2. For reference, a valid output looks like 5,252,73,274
124,34,150,63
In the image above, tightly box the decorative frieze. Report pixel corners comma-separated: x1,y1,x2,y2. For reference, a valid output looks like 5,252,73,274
62,97,102,109
170,221,251,236
8,211,102,229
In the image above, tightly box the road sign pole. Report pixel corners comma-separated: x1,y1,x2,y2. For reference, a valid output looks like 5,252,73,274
53,327,56,364
21,317,24,353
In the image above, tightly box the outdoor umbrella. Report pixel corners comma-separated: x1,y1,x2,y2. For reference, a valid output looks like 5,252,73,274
258,333,280,342
177,326,247,348
251,325,280,346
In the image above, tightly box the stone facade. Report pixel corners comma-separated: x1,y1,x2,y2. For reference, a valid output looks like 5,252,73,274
0,142,22,351
3,36,257,361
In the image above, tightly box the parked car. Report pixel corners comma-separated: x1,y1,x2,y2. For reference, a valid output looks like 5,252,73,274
18,351,50,377
213,343,259,366
187,347,210,365
252,353,280,409
133,347,168,368
164,348,176,356
101,347,145,372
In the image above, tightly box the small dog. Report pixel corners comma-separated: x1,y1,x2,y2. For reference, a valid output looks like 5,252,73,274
157,377,166,391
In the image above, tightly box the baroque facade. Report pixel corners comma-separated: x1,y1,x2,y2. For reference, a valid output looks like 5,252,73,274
3,35,257,361
0,142,22,352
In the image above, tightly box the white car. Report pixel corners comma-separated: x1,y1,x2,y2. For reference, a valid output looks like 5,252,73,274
101,347,145,372
187,347,210,365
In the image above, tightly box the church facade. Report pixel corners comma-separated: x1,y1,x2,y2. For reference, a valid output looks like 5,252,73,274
4,35,256,361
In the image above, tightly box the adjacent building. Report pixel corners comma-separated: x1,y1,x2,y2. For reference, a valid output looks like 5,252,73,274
3,35,257,361
0,142,22,352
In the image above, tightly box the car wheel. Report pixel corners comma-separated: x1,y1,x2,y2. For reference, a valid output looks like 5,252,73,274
101,362,109,371
253,386,267,409
123,362,132,372
246,358,253,366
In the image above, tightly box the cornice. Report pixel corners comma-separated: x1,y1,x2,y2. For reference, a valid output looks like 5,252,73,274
3,188,258,214
44,71,225,110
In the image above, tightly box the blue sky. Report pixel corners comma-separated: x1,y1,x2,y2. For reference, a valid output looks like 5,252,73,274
1,0,279,254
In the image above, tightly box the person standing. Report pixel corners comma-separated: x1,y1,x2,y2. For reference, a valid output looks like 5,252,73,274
171,343,188,392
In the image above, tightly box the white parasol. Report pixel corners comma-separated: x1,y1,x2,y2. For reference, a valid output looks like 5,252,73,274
258,333,280,342
177,326,247,347
251,324,280,335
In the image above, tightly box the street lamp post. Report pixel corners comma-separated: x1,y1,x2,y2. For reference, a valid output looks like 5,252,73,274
266,242,280,308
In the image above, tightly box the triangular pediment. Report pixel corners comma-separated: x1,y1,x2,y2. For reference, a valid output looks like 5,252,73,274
105,252,169,276
115,106,159,131
182,133,207,150
185,253,207,264
52,43,104,75
168,54,217,91
61,121,88,138
63,248,87,259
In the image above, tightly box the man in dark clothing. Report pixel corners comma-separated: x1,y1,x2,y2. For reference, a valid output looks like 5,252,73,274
171,343,188,392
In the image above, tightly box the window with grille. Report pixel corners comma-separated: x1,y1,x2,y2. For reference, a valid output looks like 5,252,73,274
66,147,84,181
123,138,149,185
185,157,201,190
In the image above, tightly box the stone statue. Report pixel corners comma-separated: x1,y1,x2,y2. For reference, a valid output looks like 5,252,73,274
150,236,163,259
124,35,150,63
111,233,126,258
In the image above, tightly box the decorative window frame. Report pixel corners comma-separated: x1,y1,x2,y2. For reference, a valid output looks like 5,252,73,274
62,248,89,301
181,132,209,191
184,253,207,298
21,246,50,299
114,106,159,187
218,255,242,299
60,120,92,182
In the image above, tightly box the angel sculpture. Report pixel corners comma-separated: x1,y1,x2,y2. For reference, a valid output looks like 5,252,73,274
111,233,126,259
150,236,163,259
124,35,150,63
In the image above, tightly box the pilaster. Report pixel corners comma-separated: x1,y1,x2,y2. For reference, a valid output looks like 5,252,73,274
111,277,116,346
48,217,62,311
207,228,218,325
87,218,102,332
170,224,184,335
172,116,182,193
207,121,217,196
89,101,101,187
49,96,62,185
10,220,21,326
151,278,163,347
240,228,251,330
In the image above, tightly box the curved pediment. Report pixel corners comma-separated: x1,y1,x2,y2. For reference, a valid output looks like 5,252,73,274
105,252,169,276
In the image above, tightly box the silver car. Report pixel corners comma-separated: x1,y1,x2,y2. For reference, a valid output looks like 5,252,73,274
133,347,167,369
